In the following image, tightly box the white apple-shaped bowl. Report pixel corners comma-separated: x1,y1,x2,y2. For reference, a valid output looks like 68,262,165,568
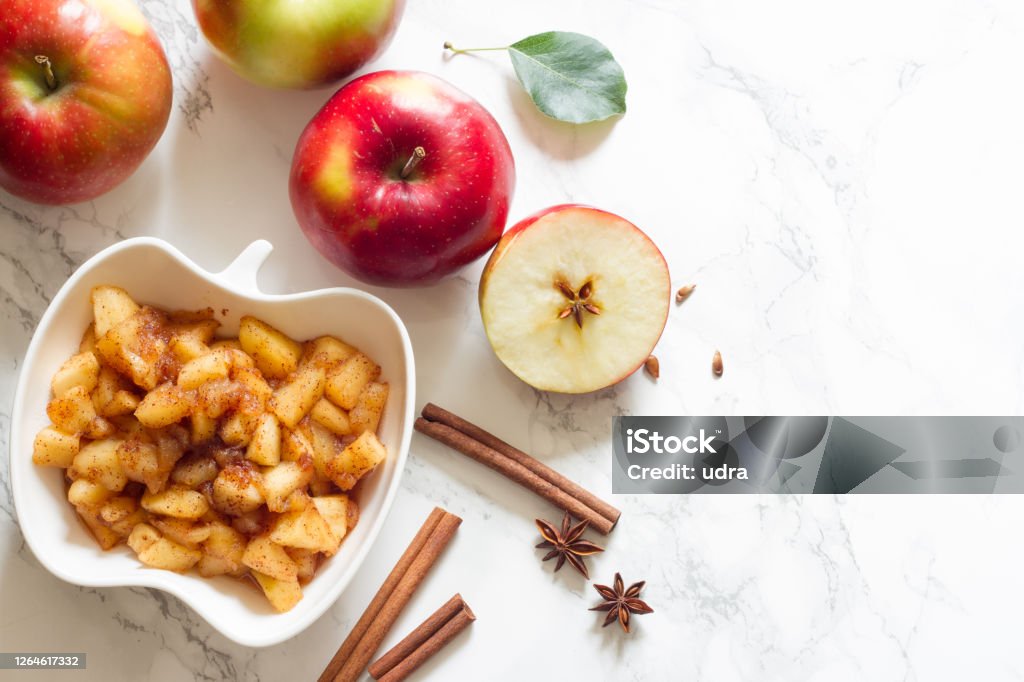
8,238,415,647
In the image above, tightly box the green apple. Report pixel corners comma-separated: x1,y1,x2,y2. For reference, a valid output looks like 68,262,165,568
192,0,405,89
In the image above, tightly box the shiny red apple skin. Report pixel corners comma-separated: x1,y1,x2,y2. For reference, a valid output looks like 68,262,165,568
290,70,515,287
0,0,172,205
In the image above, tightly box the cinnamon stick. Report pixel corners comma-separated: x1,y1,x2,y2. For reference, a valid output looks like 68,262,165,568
415,418,617,535
319,507,462,682
368,594,475,681
422,403,621,526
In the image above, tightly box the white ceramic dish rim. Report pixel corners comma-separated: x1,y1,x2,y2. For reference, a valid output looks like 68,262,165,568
8,237,415,647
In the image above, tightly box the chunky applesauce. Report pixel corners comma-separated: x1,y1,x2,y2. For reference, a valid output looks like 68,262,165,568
32,286,388,612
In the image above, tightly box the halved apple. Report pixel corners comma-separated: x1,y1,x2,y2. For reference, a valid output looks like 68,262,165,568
479,205,670,393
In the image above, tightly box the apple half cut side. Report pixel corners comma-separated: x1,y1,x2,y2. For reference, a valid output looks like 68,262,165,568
479,205,671,394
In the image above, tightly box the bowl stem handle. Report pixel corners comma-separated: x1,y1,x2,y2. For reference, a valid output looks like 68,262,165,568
213,241,274,295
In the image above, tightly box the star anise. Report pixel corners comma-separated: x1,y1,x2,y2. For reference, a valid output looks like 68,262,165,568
590,573,654,633
555,279,601,329
535,511,604,579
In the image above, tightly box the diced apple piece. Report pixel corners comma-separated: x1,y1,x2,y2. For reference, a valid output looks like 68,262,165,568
285,547,319,583
196,556,232,578
153,427,188,480
98,496,138,525
262,461,313,513
95,307,168,390
325,430,387,491
32,426,79,467
190,410,217,444
218,411,255,447
281,428,314,463
92,366,120,412
170,454,219,488
195,378,239,419
302,336,357,370
91,285,139,337
151,517,211,549
310,398,351,436
47,385,97,435
302,420,338,480
51,352,100,398
312,495,350,553
91,367,138,418
169,334,209,364
212,465,264,515
68,478,113,508
271,364,325,429
128,523,161,554
252,571,303,613
123,431,181,494
141,487,209,520
117,439,161,491
135,382,191,428
324,353,379,410
78,507,121,550
177,352,231,390
72,439,127,491
197,522,247,577
238,316,302,379
137,537,202,572
104,390,140,418
83,416,115,440
269,505,335,552
241,536,298,581
233,366,273,407
282,489,312,511
246,413,281,466
99,497,146,537
349,382,388,435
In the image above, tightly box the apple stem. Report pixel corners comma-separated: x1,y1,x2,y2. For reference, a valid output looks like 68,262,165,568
400,146,427,179
34,55,57,91
443,41,510,55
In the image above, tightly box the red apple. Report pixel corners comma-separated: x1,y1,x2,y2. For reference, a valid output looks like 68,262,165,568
479,205,670,393
193,0,405,89
0,0,172,205
290,71,515,287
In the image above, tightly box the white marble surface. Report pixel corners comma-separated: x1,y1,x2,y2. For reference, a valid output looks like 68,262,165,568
4,0,1024,679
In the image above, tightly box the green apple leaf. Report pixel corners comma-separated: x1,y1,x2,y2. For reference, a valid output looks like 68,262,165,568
444,32,627,124
507,32,627,124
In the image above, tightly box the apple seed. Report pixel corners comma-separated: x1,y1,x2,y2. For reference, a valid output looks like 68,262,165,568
712,350,723,377
675,284,695,304
554,278,601,329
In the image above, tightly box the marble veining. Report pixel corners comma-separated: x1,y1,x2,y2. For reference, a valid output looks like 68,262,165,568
4,0,1024,679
